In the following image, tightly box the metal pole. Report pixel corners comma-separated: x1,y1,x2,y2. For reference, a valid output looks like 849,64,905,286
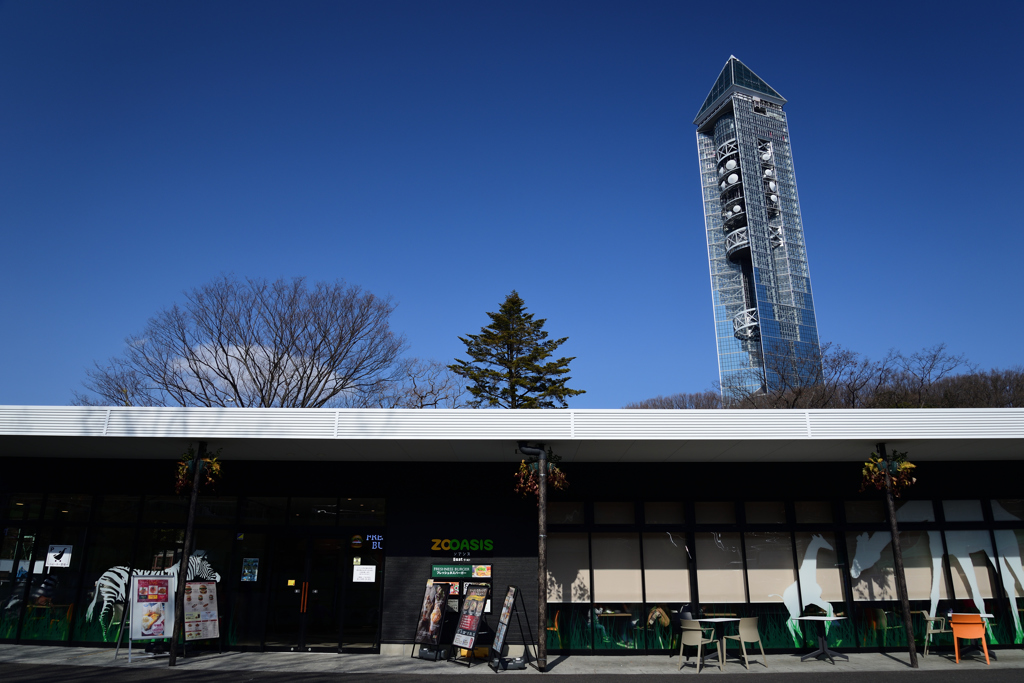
537,445,547,672
169,441,205,667
878,442,918,668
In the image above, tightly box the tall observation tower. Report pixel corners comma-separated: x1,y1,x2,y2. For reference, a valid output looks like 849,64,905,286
694,57,822,398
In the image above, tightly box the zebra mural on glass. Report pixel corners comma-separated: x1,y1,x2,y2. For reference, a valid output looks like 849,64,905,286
85,552,220,642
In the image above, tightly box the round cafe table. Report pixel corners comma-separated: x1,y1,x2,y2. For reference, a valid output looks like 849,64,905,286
796,616,848,664
694,617,740,665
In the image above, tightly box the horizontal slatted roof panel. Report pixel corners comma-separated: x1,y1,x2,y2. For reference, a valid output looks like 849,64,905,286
572,410,809,439
807,409,1024,440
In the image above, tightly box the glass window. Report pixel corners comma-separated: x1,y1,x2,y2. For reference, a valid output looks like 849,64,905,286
42,494,92,522
993,499,1024,521
591,533,642,602
900,530,949,601
845,500,885,523
746,502,786,524
135,528,183,573
548,502,584,524
594,503,634,525
644,502,684,525
6,494,43,521
943,500,984,522
795,502,833,524
143,496,188,525
994,528,1024,598
239,497,287,525
229,532,268,646
20,525,86,642
290,497,338,526
96,495,140,524
194,497,238,525
338,498,385,525
695,532,745,602
794,532,844,607
0,527,37,639
847,532,897,600
695,502,736,525
546,533,591,603
642,532,690,601
74,526,136,643
945,530,997,601
895,499,934,521
745,531,795,603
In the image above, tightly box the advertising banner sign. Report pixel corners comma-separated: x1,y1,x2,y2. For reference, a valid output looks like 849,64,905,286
241,558,259,582
413,582,449,646
491,585,517,656
130,575,174,641
452,583,490,649
431,565,472,579
183,581,220,641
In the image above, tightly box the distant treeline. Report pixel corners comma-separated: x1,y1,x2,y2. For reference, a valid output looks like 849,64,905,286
625,344,1024,410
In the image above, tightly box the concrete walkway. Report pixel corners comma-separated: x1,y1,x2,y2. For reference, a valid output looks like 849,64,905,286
1,644,1022,676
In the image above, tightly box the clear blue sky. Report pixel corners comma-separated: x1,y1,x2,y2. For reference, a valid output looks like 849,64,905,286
2,1,1022,408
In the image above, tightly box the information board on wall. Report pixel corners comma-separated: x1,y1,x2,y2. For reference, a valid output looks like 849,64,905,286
183,581,220,641
414,582,449,646
452,583,490,649
130,576,174,641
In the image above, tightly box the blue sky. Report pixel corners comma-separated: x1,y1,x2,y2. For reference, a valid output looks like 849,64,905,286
2,1,1022,408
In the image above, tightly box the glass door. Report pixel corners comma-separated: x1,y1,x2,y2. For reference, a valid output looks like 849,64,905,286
341,531,384,651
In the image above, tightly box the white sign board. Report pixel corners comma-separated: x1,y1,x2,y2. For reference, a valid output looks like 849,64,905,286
353,565,376,583
46,545,73,568
184,581,220,640
130,575,175,641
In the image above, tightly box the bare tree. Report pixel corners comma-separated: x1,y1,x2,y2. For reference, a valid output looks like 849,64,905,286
623,390,722,409
74,275,460,408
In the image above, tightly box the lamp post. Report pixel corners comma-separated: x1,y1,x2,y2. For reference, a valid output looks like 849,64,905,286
518,442,547,672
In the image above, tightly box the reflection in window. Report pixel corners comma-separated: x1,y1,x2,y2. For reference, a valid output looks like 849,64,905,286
845,500,884,523
6,495,43,521
548,502,584,524
994,528,1024,598
642,532,690,601
794,502,832,523
695,502,736,525
194,497,238,524
239,497,287,525
943,500,984,522
546,533,591,603
96,495,140,523
745,531,795,602
290,497,338,526
43,494,92,522
945,529,997,605
746,502,786,524
847,532,896,600
695,532,745,602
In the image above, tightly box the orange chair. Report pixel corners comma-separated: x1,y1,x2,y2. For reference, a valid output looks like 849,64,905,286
950,614,989,665
547,610,562,649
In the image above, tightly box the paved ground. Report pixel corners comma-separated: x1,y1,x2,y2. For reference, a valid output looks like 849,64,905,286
1,644,1021,681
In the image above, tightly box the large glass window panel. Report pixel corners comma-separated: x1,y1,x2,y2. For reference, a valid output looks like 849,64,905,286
644,502,684,525
845,501,884,523
846,532,896,600
746,502,786,524
943,500,983,522
6,495,43,521
794,532,844,613
745,531,795,603
20,525,86,642
143,496,188,525
0,527,36,639
945,530,997,605
194,497,238,525
96,495,140,524
591,534,642,602
642,532,690,602
228,532,267,647
74,526,136,643
695,502,736,525
993,499,1024,521
794,502,832,523
594,503,634,525
695,532,745,602
895,499,935,522
548,502,584,524
134,528,184,574
42,495,92,523
546,533,590,603
290,498,338,526
338,497,385,526
239,497,286,525
994,528,1024,598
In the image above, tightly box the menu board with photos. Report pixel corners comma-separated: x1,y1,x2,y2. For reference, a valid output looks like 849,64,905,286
413,582,449,646
491,585,517,657
130,576,174,641
452,583,490,649
183,581,220,641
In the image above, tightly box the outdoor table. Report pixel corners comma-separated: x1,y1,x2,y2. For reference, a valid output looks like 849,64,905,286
796,616,848,664
695,617,740,664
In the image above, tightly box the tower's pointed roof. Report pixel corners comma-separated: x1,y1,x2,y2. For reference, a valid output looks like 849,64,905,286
694,56,786,125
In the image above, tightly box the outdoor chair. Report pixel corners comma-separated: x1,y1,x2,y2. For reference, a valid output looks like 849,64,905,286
547,609,562,649
862,608,901,647
950,614,989,665
678,620,718,672
723,616,767,669
919,613,950,656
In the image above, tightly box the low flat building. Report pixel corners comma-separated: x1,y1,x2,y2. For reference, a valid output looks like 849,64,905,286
1,406,1022,654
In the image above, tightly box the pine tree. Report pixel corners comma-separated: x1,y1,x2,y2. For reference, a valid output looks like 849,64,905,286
450,291,584,408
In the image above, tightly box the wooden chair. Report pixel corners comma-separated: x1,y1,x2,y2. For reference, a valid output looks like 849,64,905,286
547,609,561,649
678,620,718,672
950,614,989,665
723,616,767,669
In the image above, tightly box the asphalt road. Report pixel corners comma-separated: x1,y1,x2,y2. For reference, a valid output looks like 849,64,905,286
1,663,1021,683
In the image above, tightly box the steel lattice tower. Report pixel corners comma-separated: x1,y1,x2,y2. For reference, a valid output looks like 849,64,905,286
695,57,822,398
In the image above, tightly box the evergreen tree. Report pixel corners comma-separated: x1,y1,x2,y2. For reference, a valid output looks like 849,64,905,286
450,291,584,408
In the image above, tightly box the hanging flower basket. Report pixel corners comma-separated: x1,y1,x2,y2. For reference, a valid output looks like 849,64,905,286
860,450,916,498
174,444,223,493
514,448,568,501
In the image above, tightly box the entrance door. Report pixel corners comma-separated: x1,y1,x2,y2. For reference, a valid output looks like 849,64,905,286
264,533,383,652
